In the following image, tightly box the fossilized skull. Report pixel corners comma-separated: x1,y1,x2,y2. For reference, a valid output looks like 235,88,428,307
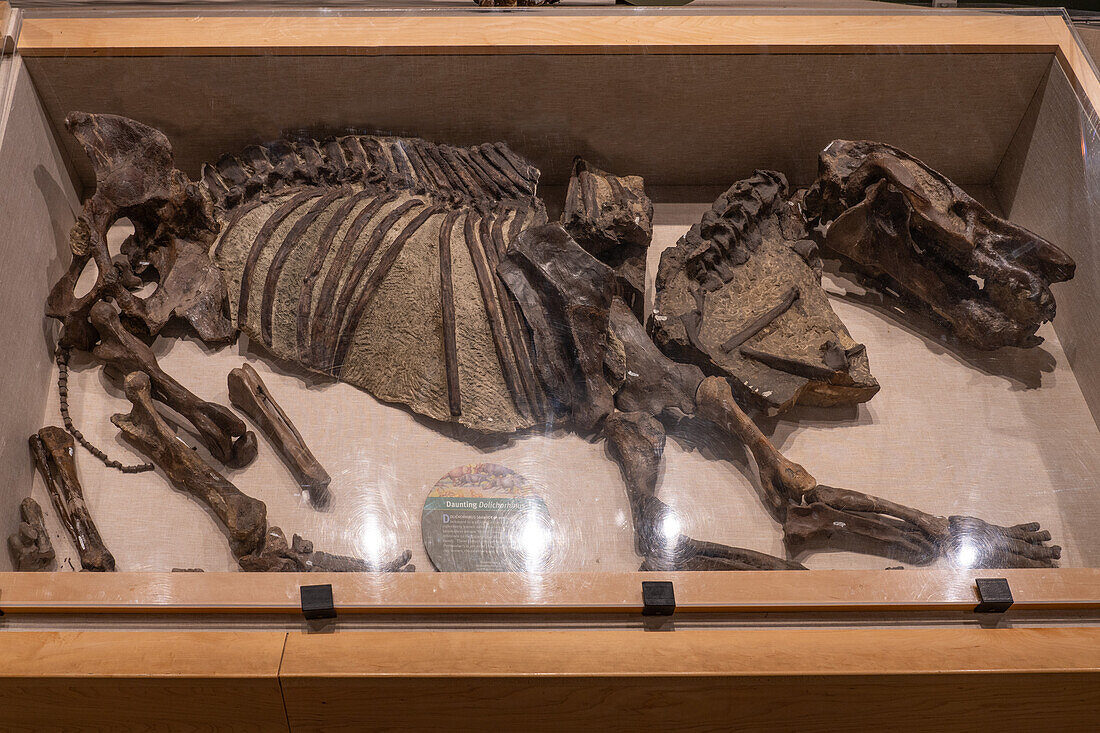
802,140,1075,350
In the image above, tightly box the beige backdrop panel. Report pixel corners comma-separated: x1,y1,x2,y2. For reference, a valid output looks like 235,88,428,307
22,52,1050,193
0,55,80,571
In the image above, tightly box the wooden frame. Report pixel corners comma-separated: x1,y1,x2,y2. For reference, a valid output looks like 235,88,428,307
1,9,1098,618
2,10,1100,731
0,628,1097,730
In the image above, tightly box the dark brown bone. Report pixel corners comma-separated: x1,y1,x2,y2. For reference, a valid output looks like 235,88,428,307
651,171,879,413
228,363,332,509
239,527,414,573
693,378,1060,567
562,158,654,255
28,427,115,571
115,371,413,571
695,376,816,518
46,113,233,351
803,139,1075,349
608,298,704,420
561,158,653,321
7,498,56,571
785,486,1061,568
722,287,799,353
499,223,615,431
112,372,268,558
438,210,463,416
603,411,804,571
463,211,532,418
333,204,444,375
90,301,257,469
482,211,547,421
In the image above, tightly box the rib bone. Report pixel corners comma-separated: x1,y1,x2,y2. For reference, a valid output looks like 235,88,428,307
228,363,332,508
28,427,115,571
90,301,257,469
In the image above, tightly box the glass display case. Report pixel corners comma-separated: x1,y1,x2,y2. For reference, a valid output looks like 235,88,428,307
0,2,1098,730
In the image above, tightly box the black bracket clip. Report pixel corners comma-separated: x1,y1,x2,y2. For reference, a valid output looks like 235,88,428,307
300,583,336,620
975,577,1013,613
642,581,676,616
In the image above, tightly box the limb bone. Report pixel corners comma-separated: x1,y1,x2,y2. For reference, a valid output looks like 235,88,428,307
603,410,804,571
91,301,257,469
114,371,411,571
228,363,332,508
112,372,267,558
694,376,815,518
28,427,115,571
692,377,1060,568
7,498,56,571
239,528,413,572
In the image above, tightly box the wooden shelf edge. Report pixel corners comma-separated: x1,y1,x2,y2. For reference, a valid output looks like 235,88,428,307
1,627,1097,678
1,628,1097,730
15,13,1064,57
278,627,1100,678
1,568,1097,614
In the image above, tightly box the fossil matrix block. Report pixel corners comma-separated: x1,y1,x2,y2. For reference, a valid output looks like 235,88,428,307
650,171,879,413
561,158,654,322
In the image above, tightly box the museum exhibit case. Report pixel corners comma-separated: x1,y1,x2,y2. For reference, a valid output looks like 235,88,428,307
0,1,1098,729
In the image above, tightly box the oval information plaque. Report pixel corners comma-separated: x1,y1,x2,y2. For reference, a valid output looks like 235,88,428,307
421,463,553,572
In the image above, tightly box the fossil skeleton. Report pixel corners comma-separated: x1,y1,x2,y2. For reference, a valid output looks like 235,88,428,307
33,113,1071,573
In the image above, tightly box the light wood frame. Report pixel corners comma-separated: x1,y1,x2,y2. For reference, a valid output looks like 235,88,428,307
1,8,1098,617
2,9,1100,731
0,627,1098,730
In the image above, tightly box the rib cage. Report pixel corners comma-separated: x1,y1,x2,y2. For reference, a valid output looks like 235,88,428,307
209,134,549,434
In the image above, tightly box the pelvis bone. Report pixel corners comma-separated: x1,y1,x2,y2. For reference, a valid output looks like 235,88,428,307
47,113,235,351
802,140,1075,350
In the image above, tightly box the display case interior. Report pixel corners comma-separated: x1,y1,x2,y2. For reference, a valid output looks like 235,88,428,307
0,9,1098,611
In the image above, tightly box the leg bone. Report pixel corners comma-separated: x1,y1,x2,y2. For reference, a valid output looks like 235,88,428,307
28,427,115,571
228,363,332,508
112,372,267,558
91,301,257,468
691,377,1059,568
694,375,816,517
603,410,803,571
114,371,410,571
7,497,56,571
